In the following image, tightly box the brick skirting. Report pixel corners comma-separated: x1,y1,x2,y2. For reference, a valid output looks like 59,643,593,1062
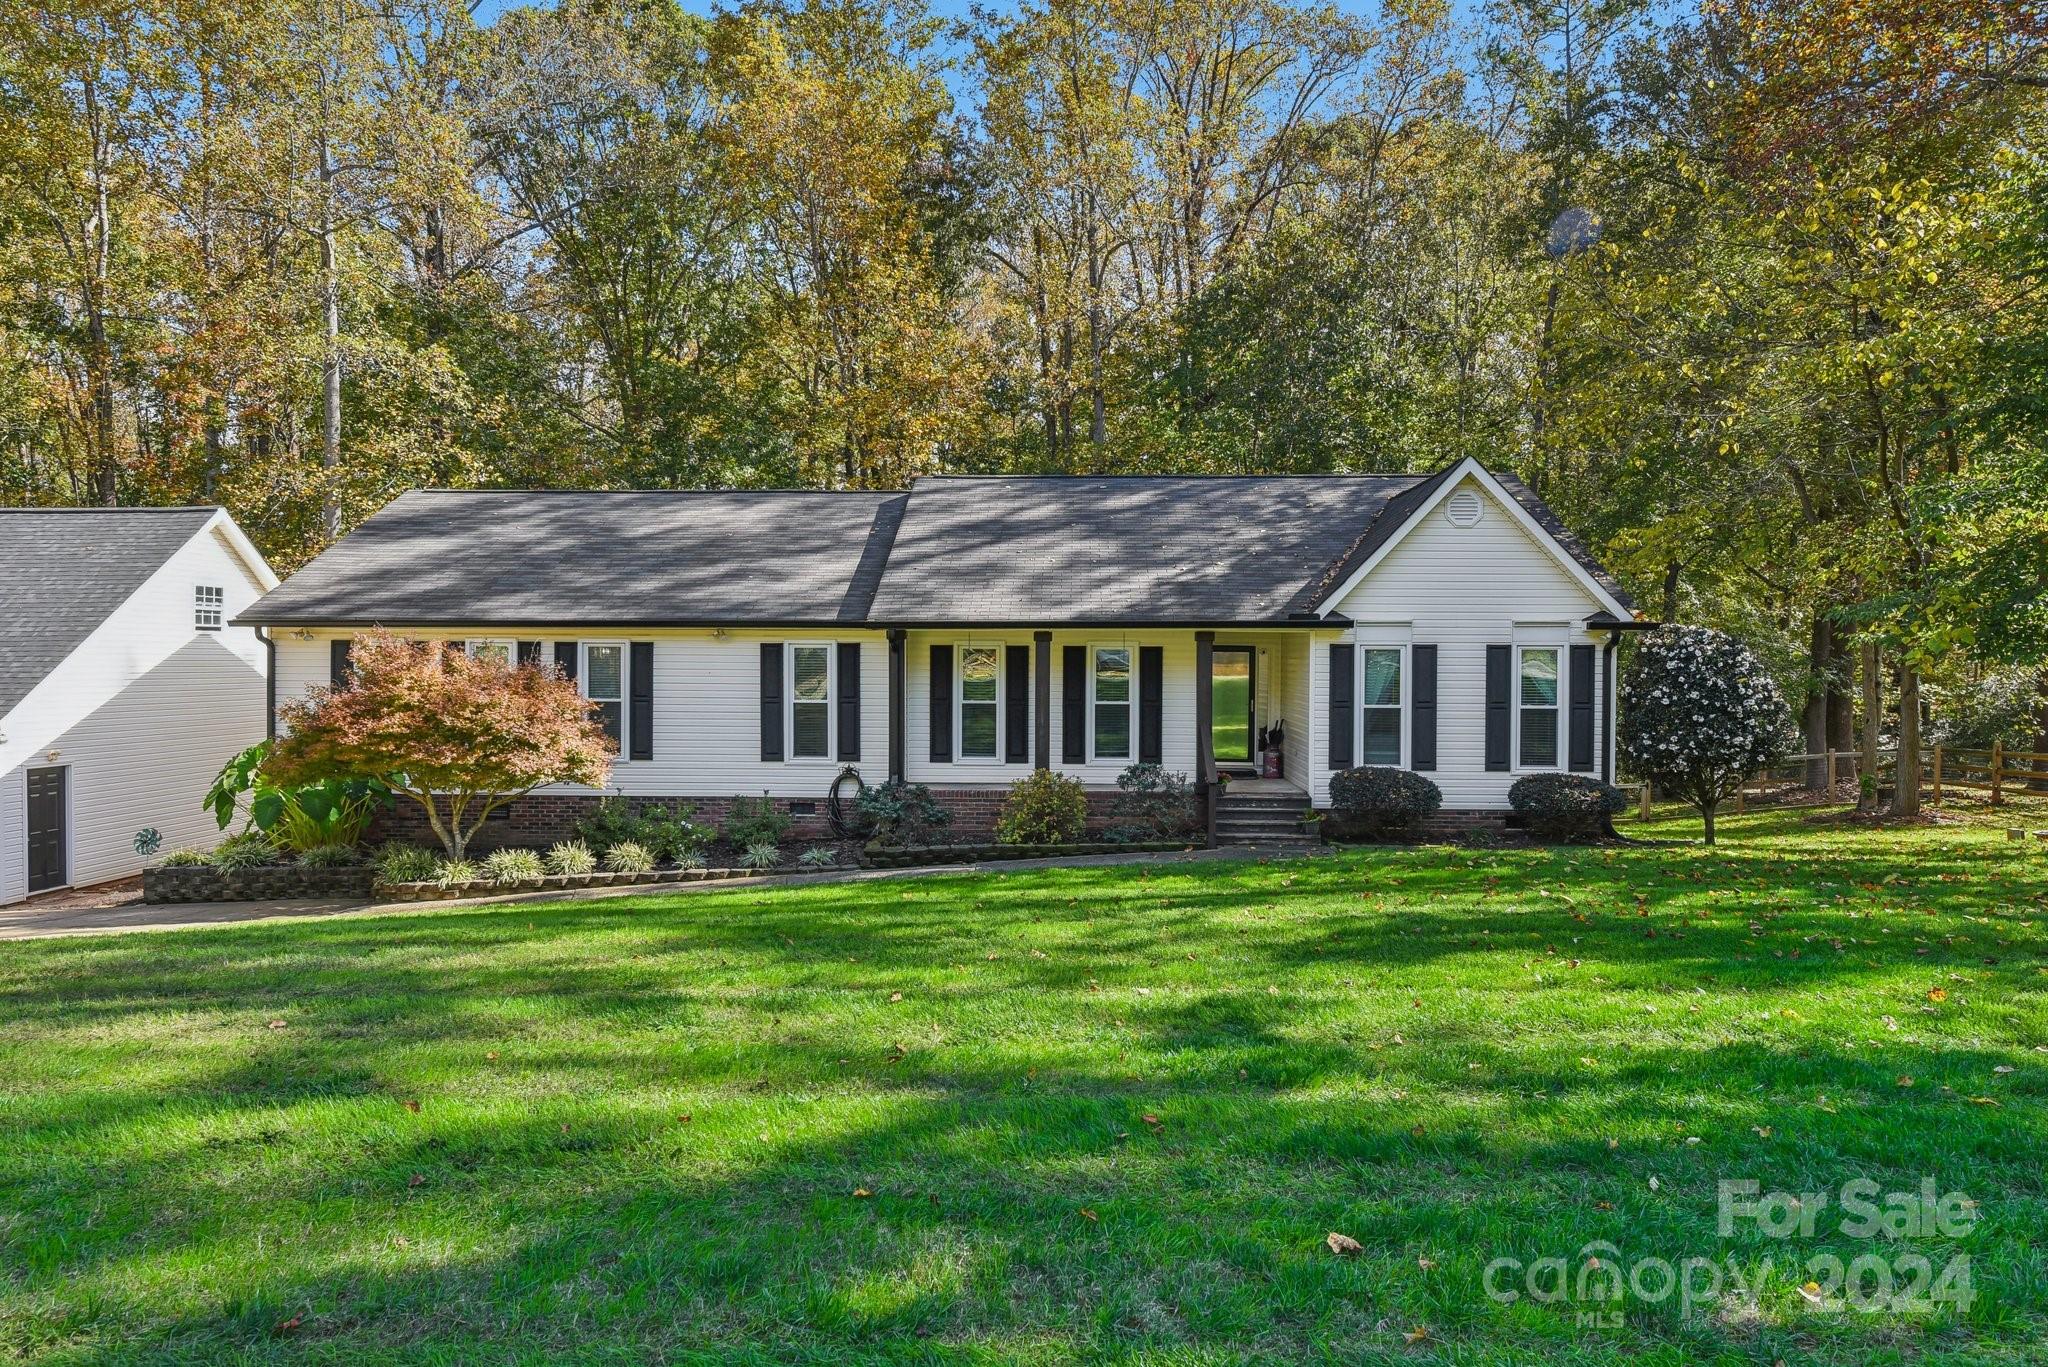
367,786,1142,850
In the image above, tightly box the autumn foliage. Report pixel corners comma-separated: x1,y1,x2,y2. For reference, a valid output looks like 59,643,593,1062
266,630,613,856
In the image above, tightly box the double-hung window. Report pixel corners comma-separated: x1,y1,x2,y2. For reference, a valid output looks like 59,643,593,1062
1091,645,1131,760
1360,646,1404,765
789,643,832,760
1517,645,1562,768
583,642,625,755
467,639,514,668
958,645,1000,759
194,585,223,631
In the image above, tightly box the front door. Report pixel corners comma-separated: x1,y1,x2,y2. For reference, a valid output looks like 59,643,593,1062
26,766,67,893
1211,647,1255,765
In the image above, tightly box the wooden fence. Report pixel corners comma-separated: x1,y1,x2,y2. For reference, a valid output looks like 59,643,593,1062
1625,744,2047,818
1932,744,2048,805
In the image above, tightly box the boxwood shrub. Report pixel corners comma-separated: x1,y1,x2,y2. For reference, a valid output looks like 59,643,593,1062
1508,773,1628,841
1325,766,1442,841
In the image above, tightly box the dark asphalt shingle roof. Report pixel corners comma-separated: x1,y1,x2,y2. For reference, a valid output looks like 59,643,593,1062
867,475,1427,623
0,507,219,716
239,490,911,626
238,467,1634,627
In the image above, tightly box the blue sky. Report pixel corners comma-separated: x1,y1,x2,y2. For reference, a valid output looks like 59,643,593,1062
471,0,1505,28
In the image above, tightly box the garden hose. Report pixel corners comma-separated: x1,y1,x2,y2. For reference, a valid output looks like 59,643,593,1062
827,765,867,839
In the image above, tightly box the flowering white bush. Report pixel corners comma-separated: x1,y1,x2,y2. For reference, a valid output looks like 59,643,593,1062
1618,625,1796,844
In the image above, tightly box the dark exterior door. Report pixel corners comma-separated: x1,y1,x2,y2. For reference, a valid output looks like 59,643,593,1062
26,766,67,893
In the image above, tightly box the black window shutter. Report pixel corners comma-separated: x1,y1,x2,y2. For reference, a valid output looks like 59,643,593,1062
1569,642,1595,772
1138,645,1163,765
838,642,861,761
1485,644,1511,771
1327,643,1354,769
554,641,578,682
1411,644,1438,771
1061,646,1086,763
1005,644,1029,762
629,642,653,762
517,640,541,668
330,639,353,687
443,639,465,656
760,643,784,761
929,644,953,762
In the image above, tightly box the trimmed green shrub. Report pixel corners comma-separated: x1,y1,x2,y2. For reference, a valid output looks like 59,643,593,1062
995,770,1088,845
375,842,441,883
1326,767,1442,840
740,841,782,870
434,857,481,887
1509,773,1628,842
573,798,708,863
722,795,793,848
482,847,545,881
158,848,213,868
544,840,596,876
298,843,364,868
601,841,654,873
212,832,281,870
854,779,952,847
1106,763,1198,841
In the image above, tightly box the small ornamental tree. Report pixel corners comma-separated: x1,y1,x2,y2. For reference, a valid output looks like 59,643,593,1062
265,630,613,857
1618,625,1796,845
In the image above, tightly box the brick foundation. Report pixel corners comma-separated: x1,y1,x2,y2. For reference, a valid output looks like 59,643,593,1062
368,786,1142,850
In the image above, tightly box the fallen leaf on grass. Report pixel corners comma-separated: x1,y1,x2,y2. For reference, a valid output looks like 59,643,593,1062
1403,1325,1430,1344
1079,1208,1098,1222
1897,1075,1916,1088
1326,1232,1363,1257
408,1173,426,1188
1927,988,1948,1003
403,1099,420,1114
1798,1280,1825,1305
853,1188,872,1198
1417,1256,1438,1271
888,992,904,1003
273,1315,303,1337
266,1019,287,1030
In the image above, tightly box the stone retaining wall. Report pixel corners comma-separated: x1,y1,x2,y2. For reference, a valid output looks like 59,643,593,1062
145,864,377,904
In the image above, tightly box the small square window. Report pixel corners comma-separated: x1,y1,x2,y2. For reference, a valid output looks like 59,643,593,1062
194,585,224,631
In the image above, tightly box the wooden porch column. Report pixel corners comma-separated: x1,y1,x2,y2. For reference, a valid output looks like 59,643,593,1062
1033,630,1052,769
887,628,906,782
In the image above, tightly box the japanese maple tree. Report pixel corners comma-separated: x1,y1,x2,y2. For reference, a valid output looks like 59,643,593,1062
265,630,613,857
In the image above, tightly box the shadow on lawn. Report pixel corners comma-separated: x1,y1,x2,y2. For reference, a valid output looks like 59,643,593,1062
7,1032,2035,1362
2,825,2041,1359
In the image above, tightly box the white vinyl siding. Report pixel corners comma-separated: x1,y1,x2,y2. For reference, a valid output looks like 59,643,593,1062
274,629,888,800
1,518,271,905
1319,475,1610,810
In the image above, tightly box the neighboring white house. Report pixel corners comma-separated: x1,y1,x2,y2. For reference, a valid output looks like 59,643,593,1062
243,456,1647,846
0,508,277,904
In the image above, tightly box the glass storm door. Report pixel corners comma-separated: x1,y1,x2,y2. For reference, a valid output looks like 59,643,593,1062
1211,648,1254,764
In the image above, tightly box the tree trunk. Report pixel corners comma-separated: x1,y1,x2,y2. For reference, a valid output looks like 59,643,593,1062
1860,639,1881,807
1894,660,1922,816
318,121,343,540
1701,799,1716,845
1803,614,1832,790
1661,562,1681,623
83,70,119,505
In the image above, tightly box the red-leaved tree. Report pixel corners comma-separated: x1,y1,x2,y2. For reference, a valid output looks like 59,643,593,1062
266,630,614,857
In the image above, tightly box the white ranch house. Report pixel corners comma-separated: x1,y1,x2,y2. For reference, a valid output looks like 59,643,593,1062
1,508,276,904
242,457,1644,845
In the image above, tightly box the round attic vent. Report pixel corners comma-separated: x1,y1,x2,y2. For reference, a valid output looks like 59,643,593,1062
1444,488,1483,527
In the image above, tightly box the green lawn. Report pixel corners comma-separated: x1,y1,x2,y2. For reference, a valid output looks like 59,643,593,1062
2,809,2044,1364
